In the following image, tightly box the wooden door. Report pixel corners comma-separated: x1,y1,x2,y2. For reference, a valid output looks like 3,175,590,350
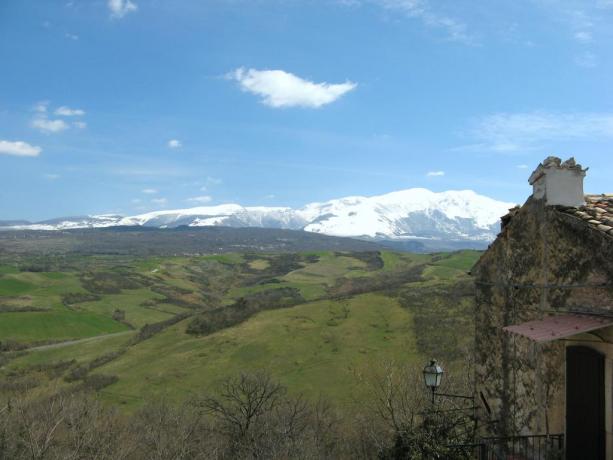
566,346,605,460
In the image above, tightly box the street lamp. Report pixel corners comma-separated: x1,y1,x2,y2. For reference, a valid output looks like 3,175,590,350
422,359,475,405
423,359,444,403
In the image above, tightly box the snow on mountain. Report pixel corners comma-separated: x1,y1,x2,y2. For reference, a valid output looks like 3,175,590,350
299,188,513,240
1,188,515,245
117,205,306,229
3,215,124,231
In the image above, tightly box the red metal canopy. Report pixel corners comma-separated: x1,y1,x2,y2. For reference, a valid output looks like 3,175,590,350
503,314,613,343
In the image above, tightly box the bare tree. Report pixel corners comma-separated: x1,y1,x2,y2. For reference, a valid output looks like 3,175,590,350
355,360,476,459
0,366,479,459
59,394,133,460
197,372,343,459
0,399,13,460
201,372,285,440
132,399,209,460
12,395,66,460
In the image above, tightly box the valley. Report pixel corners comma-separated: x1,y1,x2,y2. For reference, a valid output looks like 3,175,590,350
0,247,478,412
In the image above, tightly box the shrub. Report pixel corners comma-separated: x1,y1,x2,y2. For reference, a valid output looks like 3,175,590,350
186,287,304,335
64,351,127,382
342,251,384,271
79,374,119,392
80,271,146,295
131,313,192,344
65,365,89,382
61,292,101,306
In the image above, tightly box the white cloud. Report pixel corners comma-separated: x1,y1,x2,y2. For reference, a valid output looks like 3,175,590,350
187,195,213,204
32,117,70,133
426,170,445,177
0,140,42,157
530,2,608,58
566,9,594,43
573,31,592,43
142,188,158,194
471,111,613,151
575,51,597,68
131,198,142,204
31,102,86,133
108,0,137,18
516,164,529,169
65,33,79,41
229,68,357,108
355,0,472,43
199,177,222,192
44,173,60,180
449,142,524,153
113,167,187,177
55,106,85,116
382,0,470,41
168,139,182,149
34,101,49,113
151,197,168,206
206,176,222,185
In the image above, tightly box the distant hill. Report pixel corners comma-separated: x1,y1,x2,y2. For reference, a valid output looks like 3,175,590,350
0,188,515,251
0,226,385,256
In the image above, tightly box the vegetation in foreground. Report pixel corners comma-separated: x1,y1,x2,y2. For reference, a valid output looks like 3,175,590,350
0,367,477,459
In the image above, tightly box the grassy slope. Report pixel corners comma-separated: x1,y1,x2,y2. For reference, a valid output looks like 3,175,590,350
0,270,129,342
0,257,206,343
94,250,479,408
9,332,135,368
226,253,367,301
95,293,415,408
0,310,128,342
1,250,482,411
76,289,176,328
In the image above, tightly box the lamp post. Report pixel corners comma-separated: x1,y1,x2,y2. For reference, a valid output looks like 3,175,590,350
423,359,444,404
422,359,474,404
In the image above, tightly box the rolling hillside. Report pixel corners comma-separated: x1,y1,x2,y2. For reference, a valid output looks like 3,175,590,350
0,249,479,411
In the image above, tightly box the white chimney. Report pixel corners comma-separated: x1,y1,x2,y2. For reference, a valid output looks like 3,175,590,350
528,156,587,207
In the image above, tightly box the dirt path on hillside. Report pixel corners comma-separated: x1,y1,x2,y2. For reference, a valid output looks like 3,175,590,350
27,331,133,352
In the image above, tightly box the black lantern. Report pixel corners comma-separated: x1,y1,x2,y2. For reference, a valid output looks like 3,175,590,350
423,359,444,403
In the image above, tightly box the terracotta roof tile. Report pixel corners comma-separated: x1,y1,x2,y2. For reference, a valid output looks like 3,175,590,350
558,194,613,238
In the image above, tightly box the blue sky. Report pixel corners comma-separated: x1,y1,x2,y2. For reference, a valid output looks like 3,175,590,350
1,0,613,220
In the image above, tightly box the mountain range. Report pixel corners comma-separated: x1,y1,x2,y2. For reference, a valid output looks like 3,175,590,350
0,188,515,251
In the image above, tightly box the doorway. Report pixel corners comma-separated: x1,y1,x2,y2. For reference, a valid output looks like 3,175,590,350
565,346,605,460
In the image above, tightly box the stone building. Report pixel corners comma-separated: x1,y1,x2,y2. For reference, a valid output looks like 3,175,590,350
472,156,613,459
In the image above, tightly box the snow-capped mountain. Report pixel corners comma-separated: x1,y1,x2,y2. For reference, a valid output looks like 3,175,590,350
1,188,515,249
298,189,512,240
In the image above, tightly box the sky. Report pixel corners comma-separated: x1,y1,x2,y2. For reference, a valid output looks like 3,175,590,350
1,0,613,221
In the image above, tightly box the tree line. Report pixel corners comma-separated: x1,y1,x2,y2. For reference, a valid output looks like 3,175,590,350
0,365,476,460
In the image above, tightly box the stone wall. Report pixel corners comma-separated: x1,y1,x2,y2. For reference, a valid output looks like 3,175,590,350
472,196,613,437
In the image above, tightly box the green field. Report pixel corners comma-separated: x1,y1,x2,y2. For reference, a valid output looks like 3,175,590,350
93,293,415,407
0,310,128,343
0,249,480,412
